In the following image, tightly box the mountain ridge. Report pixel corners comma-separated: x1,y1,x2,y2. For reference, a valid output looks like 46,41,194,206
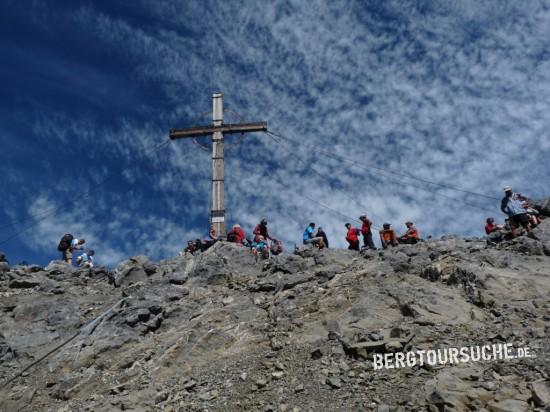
1,201,549,411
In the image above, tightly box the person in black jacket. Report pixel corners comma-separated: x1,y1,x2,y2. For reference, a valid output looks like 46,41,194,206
0,251,9,273
316,227,329,248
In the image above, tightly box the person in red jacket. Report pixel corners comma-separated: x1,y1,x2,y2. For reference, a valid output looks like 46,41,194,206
359,214,376,250
253,218,273,243
484,217,503,235
345,223,361,251
227,224,246,245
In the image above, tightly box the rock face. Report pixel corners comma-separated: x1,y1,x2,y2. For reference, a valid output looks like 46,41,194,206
1,209,549,411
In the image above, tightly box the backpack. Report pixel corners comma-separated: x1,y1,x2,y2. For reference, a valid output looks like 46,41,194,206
57,234,74,251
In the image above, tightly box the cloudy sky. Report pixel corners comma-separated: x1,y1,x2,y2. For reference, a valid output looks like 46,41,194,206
1,0,549,267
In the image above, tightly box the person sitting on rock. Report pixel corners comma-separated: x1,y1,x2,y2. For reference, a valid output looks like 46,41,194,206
271,239,284,255
251,235,270,260
317,226,329,248
0,251,9,273
303,222,325,249
521,200,541,227
500,186,531,237
379,223,398,249
484,217,505,245
227,224,246,245
253,218,273,243
485,217,503,235
77,250,95,268
345,223,361,251
398,221,420,244
359,214,376,250
180,240,196,256
202,226,218,251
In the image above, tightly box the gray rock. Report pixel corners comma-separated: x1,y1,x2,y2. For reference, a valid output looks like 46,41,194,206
530,381,550,407
487,399,530,412
168,271,188,285
9,278,40,288
1,215,549,412
326,377,342,389
0,262,10,273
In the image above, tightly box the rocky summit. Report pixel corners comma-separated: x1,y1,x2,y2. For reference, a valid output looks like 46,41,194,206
1,206,550,412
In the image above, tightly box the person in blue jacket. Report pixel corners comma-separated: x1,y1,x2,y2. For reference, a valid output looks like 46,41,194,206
500,186,531,237
303,222,325,249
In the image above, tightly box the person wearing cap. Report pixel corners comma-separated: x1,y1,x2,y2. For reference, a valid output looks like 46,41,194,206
379,223,398,249
253,218,273,243
398,221,420,244
500,186,531,237
345,223,361,251
77,250,95,268
227,224,246,245
303,222,325,249
359,214,376,250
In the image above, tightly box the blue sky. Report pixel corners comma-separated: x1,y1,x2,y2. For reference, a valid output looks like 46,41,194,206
1,0,549,267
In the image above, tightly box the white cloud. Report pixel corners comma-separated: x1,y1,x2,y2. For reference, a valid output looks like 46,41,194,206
8,0,549,260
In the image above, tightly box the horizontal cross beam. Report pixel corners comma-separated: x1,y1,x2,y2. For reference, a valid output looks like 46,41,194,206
169,121,268,140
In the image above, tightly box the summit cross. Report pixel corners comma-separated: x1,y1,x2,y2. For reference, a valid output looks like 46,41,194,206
169,93,267,237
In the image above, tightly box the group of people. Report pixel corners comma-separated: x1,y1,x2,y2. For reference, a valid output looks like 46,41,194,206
47,186,543,267
484,186,543,244
57,234,95,268
178,214,420,260
180,218,283,260
302,222,329,249
345,216,420,251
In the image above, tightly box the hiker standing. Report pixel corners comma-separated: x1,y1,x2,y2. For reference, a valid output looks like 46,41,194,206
345,223,361,251
303,222,325,249
500,186,531,237
359,214,376,250
253,218,273,243
58,235,85,265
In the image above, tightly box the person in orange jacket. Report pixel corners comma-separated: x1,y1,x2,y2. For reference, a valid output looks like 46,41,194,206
379,223,398,249
398,221,420,244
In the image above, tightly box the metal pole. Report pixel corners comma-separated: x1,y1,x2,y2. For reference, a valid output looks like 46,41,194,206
211,93,226,237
